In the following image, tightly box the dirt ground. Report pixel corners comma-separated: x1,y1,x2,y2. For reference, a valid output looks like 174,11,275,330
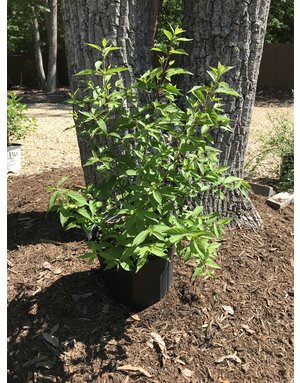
7,90,294,383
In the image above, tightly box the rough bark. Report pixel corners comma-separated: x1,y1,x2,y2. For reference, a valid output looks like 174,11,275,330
30,5,47,91
61,0,161,185
181,0,271,227
45,0,58,93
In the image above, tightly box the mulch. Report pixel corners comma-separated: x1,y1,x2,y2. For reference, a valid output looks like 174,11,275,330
7,167,294,383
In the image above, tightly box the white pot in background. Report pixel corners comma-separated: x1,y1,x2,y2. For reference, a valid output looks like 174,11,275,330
7,144,22,173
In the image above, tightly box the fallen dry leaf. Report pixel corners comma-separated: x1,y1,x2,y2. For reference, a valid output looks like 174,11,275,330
150,332,169,362
219,378,231,383
42,261,52,270
222,305,235,315
37,271,47,281
215,352,242,364
53,268,63,275
130,313,141,321
117,364,152,378
241,324,255,335
107,339,118,346
174,356,186,365
181,367,193,378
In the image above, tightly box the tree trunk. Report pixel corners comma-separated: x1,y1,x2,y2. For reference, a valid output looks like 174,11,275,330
30,5,47,91
181,0,271,227
45,0,58,93
61,0,161,185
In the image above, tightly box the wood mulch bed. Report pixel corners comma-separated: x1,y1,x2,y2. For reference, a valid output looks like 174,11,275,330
8,166,294,383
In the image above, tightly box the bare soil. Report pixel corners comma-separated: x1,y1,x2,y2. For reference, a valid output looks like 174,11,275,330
7,90,294,383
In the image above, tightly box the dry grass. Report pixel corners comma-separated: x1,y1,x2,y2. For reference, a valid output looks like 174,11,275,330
245,102,294,181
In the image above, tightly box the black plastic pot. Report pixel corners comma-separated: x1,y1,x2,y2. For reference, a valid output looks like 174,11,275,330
98,248,174,309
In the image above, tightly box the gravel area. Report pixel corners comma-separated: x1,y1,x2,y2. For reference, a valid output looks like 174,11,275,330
8,99,294,180
16,103,81,176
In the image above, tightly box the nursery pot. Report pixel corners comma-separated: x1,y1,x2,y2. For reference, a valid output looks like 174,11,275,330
7,144,21,173
99,247,174,309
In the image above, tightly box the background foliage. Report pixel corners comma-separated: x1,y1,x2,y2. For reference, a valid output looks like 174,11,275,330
156,0,293,44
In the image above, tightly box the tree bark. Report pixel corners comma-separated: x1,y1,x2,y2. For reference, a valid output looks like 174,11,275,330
45,0,58,93
181,0,271,227
30,5,47,91
61,0,161,185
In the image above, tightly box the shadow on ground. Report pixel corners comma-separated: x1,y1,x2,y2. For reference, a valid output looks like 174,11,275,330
7,269,132,383
7,211,85,250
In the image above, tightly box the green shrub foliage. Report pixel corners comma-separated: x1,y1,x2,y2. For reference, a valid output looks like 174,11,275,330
49,27,249,277
7,92,37,145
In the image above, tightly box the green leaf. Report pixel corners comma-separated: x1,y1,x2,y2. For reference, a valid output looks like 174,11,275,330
136,254,148,272
223,176,241,185
95,61,102,70
166,68,193,78
75,69,97,76
167,227,187,235
213,223,220,239
152,190,162,205
215,87,240,97
104,46,121,53
67,191,88,206
174,26,185,35
59,209,71,227
79,252,97,260
169,49,188,55
133,230,149,246
105,67,128,75
207,70,216,82
108,132,121,138
97,119,107,134
189,86,206,104
183,247,192,261
85,42,102,51
77,208,92,220
151,47,164,53
120,262,131,271
57,176,69,187
102,38,108,48
193,267,206,277
152,224,170,233
126,169,137,176
218,217,232,226
205,258,220,269
163,29,173,40
149,245,166,257
169,234,186,243
84,157,99,166
48,190,59,211
65,222,80,230
176,37,193,42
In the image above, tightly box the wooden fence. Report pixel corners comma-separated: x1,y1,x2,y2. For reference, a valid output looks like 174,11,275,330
257,43,294,91
8,43,294,91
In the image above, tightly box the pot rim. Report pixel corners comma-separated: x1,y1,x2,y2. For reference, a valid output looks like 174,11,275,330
7,143,22,148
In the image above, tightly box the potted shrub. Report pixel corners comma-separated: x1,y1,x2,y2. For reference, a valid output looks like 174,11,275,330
7,92,36,173
48,27,249,308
